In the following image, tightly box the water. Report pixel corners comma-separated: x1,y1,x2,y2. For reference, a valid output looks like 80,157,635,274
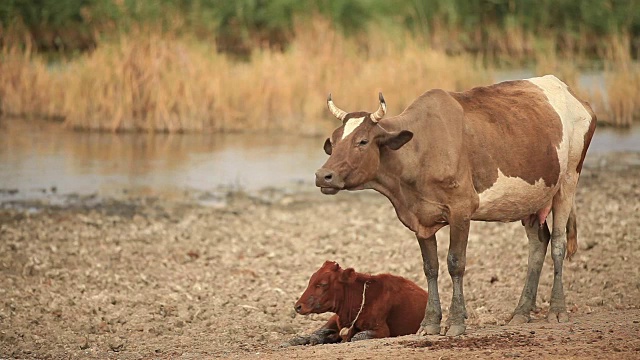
0,120,328,202
1,119,639,204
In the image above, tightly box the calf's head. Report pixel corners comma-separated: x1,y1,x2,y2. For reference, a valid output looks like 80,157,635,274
294,261,356,315
315,93,413,195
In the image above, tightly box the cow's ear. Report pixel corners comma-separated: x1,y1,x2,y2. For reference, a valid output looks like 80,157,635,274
323,138,332,155
323,260,340,271
378,130,413,150
339,268,356,283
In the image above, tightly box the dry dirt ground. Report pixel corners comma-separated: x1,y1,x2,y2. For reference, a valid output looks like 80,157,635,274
1,153,639,359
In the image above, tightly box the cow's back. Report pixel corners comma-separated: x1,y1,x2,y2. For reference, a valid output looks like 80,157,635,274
450,75,595,221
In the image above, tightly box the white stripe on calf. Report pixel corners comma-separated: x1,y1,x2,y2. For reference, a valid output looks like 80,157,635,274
341,117,365,140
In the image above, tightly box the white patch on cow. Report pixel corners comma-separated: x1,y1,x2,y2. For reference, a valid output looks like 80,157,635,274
526,75,593,175
341,117,365,140
474,76,594,223
473,169,555,222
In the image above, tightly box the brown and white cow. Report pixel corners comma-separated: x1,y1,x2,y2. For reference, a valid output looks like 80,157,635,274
315,75,597,336
289,261,428,345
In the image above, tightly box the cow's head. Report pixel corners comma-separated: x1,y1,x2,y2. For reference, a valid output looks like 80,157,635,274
294,261,356,315
315,93,413,195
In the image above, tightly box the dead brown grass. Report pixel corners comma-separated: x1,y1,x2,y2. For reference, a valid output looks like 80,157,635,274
533,34,640,127
0,20,488,134
0,20,637,132
601,34,640,127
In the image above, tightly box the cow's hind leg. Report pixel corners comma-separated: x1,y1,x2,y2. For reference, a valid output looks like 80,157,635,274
417,234,442,335
510,220,550,325
547,178,578,323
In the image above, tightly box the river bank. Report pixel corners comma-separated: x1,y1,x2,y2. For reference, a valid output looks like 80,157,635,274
1,152,639,359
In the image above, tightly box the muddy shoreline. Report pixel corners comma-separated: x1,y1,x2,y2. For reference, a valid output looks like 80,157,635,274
1,152,639,359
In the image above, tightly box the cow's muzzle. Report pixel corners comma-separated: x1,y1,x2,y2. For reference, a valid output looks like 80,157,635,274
294,301,312,315
315,168,345,195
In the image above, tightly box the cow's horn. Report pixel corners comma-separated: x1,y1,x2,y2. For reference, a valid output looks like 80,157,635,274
327,93,348,121
370,92,387,122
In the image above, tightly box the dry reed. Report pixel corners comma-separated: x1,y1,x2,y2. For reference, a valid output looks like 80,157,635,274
533,33,640,127
0,20,638,133
1,20,488,134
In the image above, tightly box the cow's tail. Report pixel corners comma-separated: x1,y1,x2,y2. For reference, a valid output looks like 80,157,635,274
566,203,578,260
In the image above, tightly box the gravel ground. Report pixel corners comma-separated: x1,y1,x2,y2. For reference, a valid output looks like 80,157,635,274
1,152,639,359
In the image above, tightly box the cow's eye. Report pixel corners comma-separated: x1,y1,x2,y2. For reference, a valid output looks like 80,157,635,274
358,139,369,146
316,283,328,288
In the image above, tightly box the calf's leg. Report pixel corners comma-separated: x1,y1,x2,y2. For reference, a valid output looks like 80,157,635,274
287,314,341,346
510,220,550,324
444,218,470,336
417,234,442,335
350,323,390,342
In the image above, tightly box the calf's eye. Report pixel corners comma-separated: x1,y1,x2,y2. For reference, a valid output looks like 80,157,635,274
358,139,369,146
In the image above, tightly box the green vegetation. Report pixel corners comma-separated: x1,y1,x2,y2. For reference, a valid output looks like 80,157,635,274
2,0,639,61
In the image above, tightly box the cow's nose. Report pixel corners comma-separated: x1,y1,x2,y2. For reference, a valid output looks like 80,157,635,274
315,168,340,187
294,304,302,314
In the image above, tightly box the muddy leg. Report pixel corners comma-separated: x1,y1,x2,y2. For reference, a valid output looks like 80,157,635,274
285,314,341,346
444,218,470,336
548,183,577,323
350,324,390,342
510,221,550,325
417,234,442,335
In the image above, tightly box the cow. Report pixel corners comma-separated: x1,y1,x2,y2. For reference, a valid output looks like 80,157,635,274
315,75,597,336
288,261,428,345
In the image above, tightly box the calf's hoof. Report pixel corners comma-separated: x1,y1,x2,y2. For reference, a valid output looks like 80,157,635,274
509,314,530,325
418,324,441,336
351,331,373,342
284,335,310,347
547,310,569,323
445,324,466,337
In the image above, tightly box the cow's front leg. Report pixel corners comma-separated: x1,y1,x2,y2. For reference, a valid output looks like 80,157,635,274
417,234,442,335
510,220,550,324
350,324,390,342
445,217,470,336
286,314,341,346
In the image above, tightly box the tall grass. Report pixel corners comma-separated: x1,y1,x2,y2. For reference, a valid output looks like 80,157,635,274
0,42,64,119
533,33,640,127
1,20,638,133
0,20,489,134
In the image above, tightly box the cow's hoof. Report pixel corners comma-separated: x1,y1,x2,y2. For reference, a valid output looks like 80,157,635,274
509,314,530,325
285,335,310,347
547,310,569,323
351,331,373,342
418,324,441,336
445,324,466,337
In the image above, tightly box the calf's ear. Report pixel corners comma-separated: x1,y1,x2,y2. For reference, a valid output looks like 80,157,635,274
323,138,332,155
339,268,357,283
378,130,413,150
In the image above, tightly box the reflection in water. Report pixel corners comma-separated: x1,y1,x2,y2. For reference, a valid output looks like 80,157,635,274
0,119,639,201
0,120,328,200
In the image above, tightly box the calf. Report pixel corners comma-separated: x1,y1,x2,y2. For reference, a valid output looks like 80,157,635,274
289,261,428,345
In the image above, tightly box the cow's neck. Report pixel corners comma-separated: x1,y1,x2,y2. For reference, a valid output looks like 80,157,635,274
335,278,368,327
367,116,450,238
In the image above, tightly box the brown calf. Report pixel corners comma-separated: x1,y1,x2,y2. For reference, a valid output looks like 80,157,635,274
289,261,428,345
